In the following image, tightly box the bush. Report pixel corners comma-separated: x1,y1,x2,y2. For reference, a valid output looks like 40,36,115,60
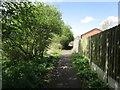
2,55,59,88
71,53,109,89
77,70,98,81
2,1,64,60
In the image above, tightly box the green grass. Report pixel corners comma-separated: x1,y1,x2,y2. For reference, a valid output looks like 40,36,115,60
71,53,109,89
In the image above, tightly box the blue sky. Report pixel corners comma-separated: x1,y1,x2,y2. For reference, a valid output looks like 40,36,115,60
49,2,118,37
31,0,118,37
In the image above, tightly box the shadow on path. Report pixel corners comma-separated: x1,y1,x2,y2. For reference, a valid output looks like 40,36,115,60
48,50,87,88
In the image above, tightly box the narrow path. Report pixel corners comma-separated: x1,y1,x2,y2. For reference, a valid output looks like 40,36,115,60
48,50,87,88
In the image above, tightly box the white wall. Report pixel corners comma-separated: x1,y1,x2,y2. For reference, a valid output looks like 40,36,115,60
72,38,79,53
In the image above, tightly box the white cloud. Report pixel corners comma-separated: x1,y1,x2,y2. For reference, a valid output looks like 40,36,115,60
81,16,94,23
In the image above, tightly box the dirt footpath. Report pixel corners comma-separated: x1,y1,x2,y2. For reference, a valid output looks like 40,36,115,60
48,50,87,88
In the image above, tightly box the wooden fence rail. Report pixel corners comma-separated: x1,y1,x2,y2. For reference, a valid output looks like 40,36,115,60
79,25,120,88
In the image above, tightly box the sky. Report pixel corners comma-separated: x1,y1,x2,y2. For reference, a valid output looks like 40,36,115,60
31,0,119,37
50,2,118,37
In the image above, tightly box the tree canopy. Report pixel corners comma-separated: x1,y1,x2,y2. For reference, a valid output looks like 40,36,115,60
2,1,65,60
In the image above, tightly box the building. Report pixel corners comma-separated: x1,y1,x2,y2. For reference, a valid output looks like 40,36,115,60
72,36,80,53
81,28,102,39
72,28,102,53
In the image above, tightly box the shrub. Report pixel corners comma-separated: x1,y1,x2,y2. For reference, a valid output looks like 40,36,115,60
71,53,109,89
77,70,98,81
2,55,59,88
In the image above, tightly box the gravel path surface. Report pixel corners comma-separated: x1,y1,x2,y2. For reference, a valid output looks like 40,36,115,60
48,50,87,88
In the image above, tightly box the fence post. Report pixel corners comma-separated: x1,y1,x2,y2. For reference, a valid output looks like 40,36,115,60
89,36,92,65
105,34,109,83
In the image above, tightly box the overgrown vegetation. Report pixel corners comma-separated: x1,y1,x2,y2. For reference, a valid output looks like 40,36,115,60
2,53,60,88
2,1,73,88
2,1,64,59
71,53,109,89
49,25,74,50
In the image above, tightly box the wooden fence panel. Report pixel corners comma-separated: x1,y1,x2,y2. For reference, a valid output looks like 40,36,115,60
79,25,120,82
91,36,95,64
116,25,120,82
108,27,113,79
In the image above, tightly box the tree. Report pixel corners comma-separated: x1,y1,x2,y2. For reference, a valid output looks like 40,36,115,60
48,24,74,51
60,25,74,49
101,16,118,30
101,20,113,30
2,1,64,60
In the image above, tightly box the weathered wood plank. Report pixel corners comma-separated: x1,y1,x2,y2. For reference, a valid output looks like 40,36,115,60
79,25,120,82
